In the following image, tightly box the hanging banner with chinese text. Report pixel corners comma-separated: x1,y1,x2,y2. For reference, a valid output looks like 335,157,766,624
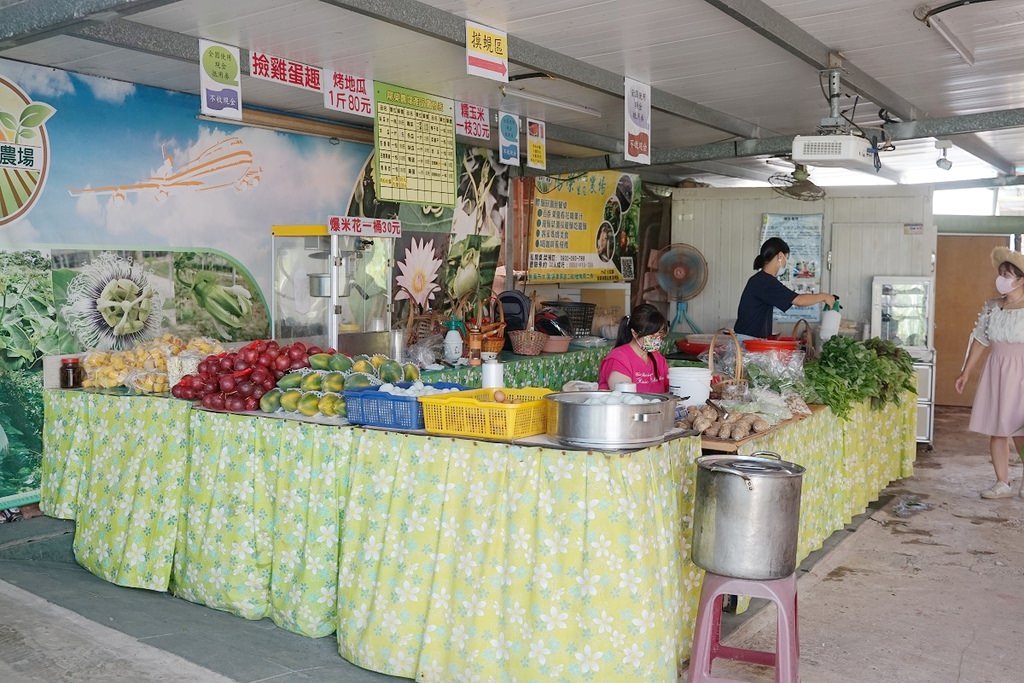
374,82,456,207
250,51,322,92
455,102,491,140
328,215,402,238
465,20,509,82
198,39,242,120
761,213,824,323
526,118,546,170
624,77,651,164
323,70,374,117
527,172,641,284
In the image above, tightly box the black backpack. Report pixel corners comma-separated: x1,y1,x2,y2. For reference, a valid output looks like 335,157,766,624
497,290,532,350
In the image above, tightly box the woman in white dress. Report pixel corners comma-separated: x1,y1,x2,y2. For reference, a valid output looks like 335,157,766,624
955,246,1024,499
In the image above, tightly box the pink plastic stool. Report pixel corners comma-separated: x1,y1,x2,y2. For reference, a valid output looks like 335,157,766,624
687,572,799,683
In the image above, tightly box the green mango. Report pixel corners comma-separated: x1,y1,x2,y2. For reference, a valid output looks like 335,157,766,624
328,354,353,372
277,372,304,390
259,388,282,413
308,353,332,370
280,389,303,412
377,359,404,384
343,372,378,390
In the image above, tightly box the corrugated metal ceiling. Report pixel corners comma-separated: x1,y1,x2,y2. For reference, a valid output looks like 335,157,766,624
2,0,1023,190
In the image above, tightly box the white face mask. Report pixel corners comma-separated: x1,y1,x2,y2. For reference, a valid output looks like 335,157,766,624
996,274,1021,295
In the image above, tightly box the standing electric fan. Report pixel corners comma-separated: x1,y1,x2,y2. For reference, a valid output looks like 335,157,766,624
645,243,708,334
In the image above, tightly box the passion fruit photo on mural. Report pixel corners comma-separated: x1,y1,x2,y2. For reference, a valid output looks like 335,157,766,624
52,249,175,352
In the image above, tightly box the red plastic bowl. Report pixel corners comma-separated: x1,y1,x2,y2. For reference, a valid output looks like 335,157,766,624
743,338,800,353
675,339,710,355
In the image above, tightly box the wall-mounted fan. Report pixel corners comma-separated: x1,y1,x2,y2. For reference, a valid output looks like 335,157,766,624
642,243,708,333
769,163,826,201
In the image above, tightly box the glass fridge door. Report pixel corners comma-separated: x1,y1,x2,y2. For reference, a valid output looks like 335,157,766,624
878,280,931,348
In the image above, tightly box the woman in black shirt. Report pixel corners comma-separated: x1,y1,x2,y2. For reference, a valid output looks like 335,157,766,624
734,238,836,338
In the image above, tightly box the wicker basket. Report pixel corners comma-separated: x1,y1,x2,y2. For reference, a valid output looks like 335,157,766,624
480,297,507,354
402,300,445,347
542,300,596,337
508,293,547,355
708,328,747,399
509,329,548,356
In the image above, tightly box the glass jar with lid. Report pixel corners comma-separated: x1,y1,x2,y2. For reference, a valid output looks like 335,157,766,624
59,357,84,389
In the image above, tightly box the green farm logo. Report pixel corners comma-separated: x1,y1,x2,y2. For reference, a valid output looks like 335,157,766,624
0,75,54,226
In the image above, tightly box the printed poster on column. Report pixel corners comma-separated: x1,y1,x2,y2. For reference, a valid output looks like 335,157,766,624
526,118,546,170
761,213,824,323
373,82,456,207
527,171,641,284
498,111,520,165
624,77,651,164
198,39,242,120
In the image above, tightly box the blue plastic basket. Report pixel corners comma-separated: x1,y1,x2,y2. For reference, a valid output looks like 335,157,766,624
343,382,466,430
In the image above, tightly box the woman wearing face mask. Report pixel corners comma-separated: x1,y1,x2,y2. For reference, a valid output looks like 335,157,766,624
734,237,837,338
954,247,1024,499
598,303,669,393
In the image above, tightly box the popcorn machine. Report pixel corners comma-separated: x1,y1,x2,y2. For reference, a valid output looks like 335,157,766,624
271,224,392,349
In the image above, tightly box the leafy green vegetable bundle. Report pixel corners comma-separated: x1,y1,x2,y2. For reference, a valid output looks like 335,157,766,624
803,336,916,419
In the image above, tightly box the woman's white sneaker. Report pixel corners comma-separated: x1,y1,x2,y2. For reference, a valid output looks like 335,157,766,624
980,481,1014,499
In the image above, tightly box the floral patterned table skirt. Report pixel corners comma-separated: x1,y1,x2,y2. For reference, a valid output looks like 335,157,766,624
40,389,916,681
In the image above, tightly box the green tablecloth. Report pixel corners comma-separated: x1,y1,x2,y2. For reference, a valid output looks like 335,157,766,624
41,387,916,680
335,430,700,681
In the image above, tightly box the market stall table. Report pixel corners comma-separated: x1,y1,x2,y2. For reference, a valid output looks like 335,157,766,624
40,380,917,681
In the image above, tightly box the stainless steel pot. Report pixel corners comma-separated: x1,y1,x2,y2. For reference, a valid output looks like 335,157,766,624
544,391,674,449
692,451,805,580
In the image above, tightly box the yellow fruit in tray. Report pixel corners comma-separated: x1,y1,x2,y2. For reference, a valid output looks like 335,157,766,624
369,354,389,369
403,362,420,382
318,393,340,417
280,389,303,412
322,372,345,393
343,372,377,390
300,371,323,391
351,359,375,375
298,392,322,417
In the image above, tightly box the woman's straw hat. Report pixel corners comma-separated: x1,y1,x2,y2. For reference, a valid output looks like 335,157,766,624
991,246,1024,274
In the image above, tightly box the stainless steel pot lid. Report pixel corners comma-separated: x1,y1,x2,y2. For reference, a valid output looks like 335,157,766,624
698,451,805,477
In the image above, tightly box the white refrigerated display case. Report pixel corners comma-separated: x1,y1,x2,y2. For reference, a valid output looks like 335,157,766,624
870,276,935,446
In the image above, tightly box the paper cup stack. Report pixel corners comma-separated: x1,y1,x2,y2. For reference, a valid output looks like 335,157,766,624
668,367,712,406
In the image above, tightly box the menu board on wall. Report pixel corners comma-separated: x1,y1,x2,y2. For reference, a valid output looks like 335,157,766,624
374,82,456,207
761,213,824,323
526,172,640,284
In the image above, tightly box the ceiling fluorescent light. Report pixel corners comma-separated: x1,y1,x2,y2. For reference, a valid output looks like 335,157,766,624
500,86,602,118
928,15,975,66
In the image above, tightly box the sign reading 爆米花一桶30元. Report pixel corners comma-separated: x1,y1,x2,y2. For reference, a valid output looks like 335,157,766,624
761,213,824,323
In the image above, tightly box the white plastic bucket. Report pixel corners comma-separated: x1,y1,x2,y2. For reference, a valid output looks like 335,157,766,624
669,367,711,406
